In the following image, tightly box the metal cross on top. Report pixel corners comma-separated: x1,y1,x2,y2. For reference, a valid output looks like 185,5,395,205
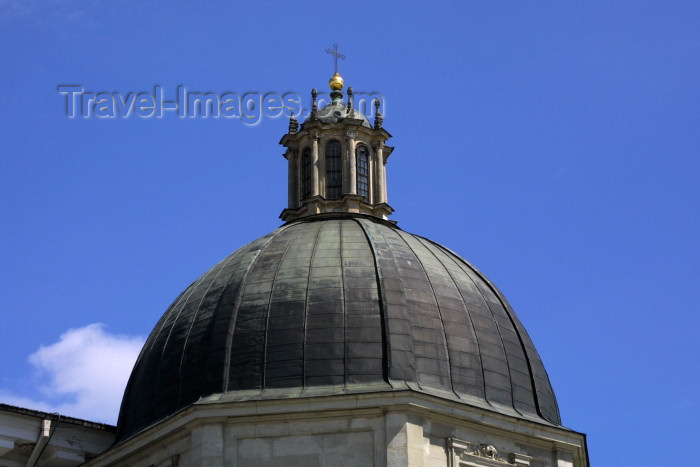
326,43,345,73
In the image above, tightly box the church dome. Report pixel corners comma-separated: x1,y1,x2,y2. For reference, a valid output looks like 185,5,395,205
115,213,561,443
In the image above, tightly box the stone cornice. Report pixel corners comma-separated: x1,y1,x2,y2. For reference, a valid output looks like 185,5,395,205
90,390,587,467
280,122,391,148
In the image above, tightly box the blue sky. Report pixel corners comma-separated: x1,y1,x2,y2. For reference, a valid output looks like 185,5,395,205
1,1,698,465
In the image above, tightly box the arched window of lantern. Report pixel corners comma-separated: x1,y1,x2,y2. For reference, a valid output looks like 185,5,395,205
325,140,342,200
356,144,369,202
301,147,312,200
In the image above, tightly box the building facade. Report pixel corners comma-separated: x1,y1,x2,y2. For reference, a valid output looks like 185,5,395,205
0,404,114,466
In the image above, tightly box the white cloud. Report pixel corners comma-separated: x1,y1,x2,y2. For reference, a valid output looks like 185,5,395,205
0,324,144,424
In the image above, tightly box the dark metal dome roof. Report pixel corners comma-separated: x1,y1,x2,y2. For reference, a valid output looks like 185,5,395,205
116,214,560,442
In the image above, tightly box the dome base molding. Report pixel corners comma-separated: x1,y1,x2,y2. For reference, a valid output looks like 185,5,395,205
90,391,587,467
280,195,394,222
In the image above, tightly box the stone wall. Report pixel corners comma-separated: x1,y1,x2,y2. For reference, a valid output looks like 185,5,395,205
88,393,587,466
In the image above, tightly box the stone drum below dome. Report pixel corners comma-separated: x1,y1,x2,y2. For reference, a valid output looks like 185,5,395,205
115,214,561,443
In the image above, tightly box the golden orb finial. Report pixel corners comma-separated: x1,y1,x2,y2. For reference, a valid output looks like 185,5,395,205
329,72,344,91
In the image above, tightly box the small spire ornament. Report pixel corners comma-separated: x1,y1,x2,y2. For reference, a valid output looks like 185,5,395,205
310,88,318,121
288,112,298,134
347,86,354,117
374,99,383,129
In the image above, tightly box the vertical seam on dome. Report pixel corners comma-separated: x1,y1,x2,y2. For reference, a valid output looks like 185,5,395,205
427,240,526,419
357,219,418,388
301,221,324,391
117,281,192,432
260,226,299,390
144,285,192,358
353,218,390,385
158,281,205,359
444,246,559,423
115,286,188,440
141,262,225,434
339,220,348,389
394,230,455,395
424,240,560,424
117,246,245,440
174,251,241,406
450,242,556,422
413,235,492,407
222,224,296,393
207,240,275,393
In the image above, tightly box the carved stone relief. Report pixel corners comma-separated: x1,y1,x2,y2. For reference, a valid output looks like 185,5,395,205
446,438,534,467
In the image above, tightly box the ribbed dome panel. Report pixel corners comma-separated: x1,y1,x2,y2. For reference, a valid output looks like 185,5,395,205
116,215,560,442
